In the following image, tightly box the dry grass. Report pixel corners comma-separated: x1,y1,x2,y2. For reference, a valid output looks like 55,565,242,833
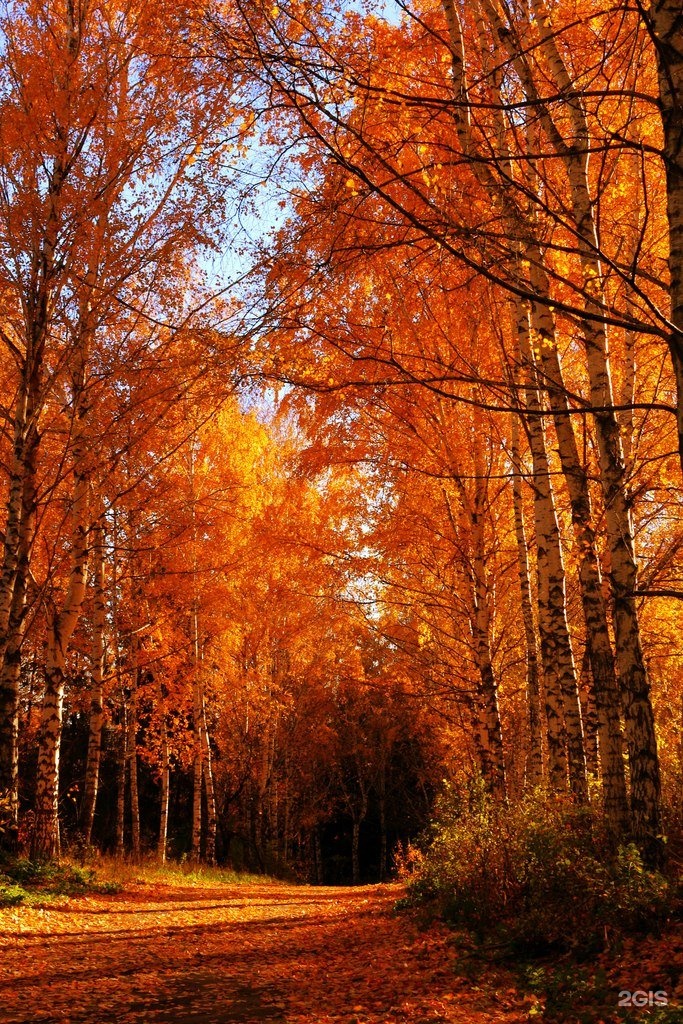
79,852,272,889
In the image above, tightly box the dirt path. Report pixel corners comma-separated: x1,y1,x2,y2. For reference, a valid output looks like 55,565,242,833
0,882,527,1024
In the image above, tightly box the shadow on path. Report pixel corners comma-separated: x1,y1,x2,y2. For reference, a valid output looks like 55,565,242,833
0,882,518,1024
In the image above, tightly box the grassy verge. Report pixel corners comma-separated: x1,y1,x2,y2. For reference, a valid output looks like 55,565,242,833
0,858,122,907
0,855,273,907
89,855,272,889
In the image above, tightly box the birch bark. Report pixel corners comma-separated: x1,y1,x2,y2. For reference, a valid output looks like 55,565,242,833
439,435,507,802
510,415,543,789
158,703,170,864
650,1,683,467
127,637,141,862
450,0,660,851
516,297,576,796
529,263,629,827
32,386,90,859
80,518,106,847
442,0,586,798
527,0,661,857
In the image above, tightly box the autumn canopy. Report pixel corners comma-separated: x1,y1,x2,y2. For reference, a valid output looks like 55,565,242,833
0,0,680,894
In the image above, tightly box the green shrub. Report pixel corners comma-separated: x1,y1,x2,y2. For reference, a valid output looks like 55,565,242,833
0,881,28,906
0,860,122,899
5,858,40,885
93,880,123,895
403,780,673,953
5,859,88,891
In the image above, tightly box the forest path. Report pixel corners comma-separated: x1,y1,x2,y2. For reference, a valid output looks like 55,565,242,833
0,881,527,1024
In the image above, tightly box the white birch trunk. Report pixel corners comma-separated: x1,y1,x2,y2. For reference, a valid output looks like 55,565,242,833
580,647,600,779
650,0,683,468
0,561,30,851
511,415,544,789
157,688,170,864
529,264,629,827
529,0,661,856
80,518,106,847
442,0,584,796
127,640,140,862
470,489,506,801
32,425,90,860
515,297,576,795
115,712,126,858
200,693,217,866
191,598,203,862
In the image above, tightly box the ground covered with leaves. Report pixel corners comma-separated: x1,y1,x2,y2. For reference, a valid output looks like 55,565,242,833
0,879,680,1024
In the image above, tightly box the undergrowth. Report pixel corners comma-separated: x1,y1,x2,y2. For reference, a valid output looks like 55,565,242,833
397,780,677,957
0,853,272,906
91,856,272,889
0,858,121,907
